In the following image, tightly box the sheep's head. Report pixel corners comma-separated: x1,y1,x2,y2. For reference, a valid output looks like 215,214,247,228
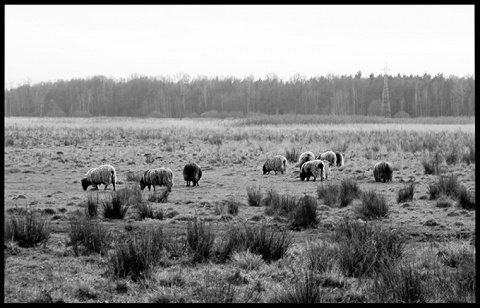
139,177,147,190
262,164,268,174
81,178,92,190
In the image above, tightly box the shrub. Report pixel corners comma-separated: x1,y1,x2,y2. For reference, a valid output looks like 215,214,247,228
397,183,415,203
334,218,406,278
272,269,324,303
316,183,340,207
108,226,164,281
428,174,460,200
4,209,51,248
246,185,263,207
456,185,475,211
285,147,300,163
339,177,361,207
305,240,339,274
67,219,111,256
357,190,389,220
371,263,426,303
231,250,266,271
186,218,216,263
288,195,318,230
147,189,169,203
86,192,100,217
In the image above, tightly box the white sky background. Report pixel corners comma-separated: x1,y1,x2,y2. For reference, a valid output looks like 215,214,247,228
5,5,475,87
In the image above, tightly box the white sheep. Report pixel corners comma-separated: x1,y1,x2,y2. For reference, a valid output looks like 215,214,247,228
263,155,287,175
297,151,315,169
81,164,117,191
300,160,326,182
317,150,337,167
140,167,174,191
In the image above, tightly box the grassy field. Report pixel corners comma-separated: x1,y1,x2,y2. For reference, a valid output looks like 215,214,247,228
4,116,475,303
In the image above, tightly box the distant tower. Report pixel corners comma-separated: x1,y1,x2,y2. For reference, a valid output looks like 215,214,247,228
381,64,391,117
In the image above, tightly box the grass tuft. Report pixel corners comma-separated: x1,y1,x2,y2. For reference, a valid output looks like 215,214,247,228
357,190,389,219
4,209,51,248
67,219,111,256
397,183,415,203
246,185,263,207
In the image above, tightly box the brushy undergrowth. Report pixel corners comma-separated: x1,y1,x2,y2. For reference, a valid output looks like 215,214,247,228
102,188,136,219
305,240,340,274
428,174,460,200
67,219,111,256
264,189,297,217
397,183,415,203
357,190,389,219
339,177,361,207
4,209,51,248
333,218,406,278
246,185,263,207
288,195,318,230
107,226,165,281
186,218,216,263
422,151,443,175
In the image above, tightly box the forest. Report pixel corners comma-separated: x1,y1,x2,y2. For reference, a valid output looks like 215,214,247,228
4,72,475,118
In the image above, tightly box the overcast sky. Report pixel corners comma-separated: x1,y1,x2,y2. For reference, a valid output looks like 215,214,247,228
5,5,475,87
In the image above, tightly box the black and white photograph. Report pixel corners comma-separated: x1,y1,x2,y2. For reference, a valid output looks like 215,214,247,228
4,4,475,303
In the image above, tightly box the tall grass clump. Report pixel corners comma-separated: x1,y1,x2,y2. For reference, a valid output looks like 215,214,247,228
339,177,361,207
462,144,475,165
67,219,111,256
397,183,415,203
456,185,475,211
357,190,389,219
86,192,100,217
231,250,266,271
422,151,443,175
371,263,426,303
285,147,301,163
288,195,318,230
333,218,406,278
272,269,324,303
428,174,460,200
108,226,164,282
186,218,216,263
305,240,339,274
246,185,263,207
214,198,241,216
316,183,340,207
4,209,51,248
102,188,136,219
264,189,297,217
147,189,170,203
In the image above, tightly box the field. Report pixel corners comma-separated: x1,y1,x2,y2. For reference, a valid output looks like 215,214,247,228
4,116,476,303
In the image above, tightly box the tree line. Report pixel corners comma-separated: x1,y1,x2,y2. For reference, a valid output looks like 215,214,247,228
4,72,475,118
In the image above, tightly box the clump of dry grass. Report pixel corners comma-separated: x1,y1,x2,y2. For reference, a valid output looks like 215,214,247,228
67,219,111,256
246,185,263,207
357,190,389,220
4,208,51,248
397,183,415,203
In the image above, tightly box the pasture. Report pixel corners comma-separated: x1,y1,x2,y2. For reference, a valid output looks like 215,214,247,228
4,116,475,303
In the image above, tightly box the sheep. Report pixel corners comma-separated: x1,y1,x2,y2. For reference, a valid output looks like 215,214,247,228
81,164,117,191
373,161,393,183
334,151,344,167
140,167,174,192
300,160,326,182
183,162,202,187
263,155,287,175
317,151,337,167
297,151,315,169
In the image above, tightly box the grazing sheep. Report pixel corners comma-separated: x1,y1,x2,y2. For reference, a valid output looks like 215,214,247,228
297,151,316,169
263,155,287,175
318,151,337,167
81,164,117,191
373,161,393,183
140,167,174,192
334,151,344,167
183,162,202,187
300,160,326,182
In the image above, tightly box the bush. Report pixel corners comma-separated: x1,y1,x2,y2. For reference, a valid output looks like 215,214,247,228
246,185,263,207
428,174,460,200
339,178,361,207
285,147,301,163
288,195,318,230
316,183,340,207
147,189,170,203
334,218,406,278
357,190,389,219
4,209,51,248
67,219,111,256
397,183,415,203
456,185,475,211
186,218,216,263
371,263,426,303
108,226,164,281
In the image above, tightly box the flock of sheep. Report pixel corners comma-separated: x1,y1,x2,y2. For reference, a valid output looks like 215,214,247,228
80,150,393,193
80,162,202,192
263,150,393,183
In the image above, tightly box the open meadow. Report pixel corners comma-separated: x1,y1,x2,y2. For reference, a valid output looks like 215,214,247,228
4,116,476,303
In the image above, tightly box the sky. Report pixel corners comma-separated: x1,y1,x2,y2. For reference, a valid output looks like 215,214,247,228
4,5,475,87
